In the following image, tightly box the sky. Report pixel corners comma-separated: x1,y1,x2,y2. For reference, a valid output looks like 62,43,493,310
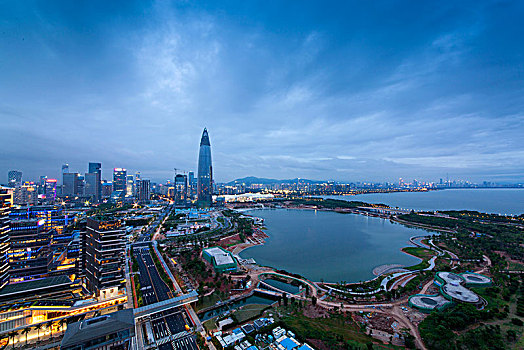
1,0,524,184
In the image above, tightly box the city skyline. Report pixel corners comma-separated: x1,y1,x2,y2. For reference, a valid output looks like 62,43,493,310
1,1,524,183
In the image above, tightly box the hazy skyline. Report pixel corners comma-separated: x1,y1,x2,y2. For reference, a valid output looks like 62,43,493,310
1,1,524,184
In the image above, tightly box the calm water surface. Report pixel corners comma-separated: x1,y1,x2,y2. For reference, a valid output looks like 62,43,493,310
327,188,524,215
240,209,422,283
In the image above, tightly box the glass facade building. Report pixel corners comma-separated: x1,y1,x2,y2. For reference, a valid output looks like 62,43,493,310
197,128,213,207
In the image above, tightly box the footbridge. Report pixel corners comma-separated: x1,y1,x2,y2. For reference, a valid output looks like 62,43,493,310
133,290,198,320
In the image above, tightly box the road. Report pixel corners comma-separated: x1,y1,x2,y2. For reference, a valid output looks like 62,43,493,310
134,241,199,349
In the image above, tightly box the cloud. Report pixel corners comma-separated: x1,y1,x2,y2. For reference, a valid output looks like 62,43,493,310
0,1,523,183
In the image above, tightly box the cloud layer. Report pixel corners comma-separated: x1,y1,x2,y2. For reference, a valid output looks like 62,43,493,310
1,1,523,183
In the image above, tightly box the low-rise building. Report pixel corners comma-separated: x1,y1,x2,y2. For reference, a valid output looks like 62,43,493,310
202,246,237,273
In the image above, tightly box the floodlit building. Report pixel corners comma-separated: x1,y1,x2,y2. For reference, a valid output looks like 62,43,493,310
83,217,126,297
0,188,12,288
112,168,127,192
202,246,237,273
197,128,213,207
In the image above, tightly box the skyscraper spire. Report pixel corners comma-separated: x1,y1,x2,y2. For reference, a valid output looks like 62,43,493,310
197,128,213,207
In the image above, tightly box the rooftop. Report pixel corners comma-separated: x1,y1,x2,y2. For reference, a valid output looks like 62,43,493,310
61,309,135,348
204,247,235,266
0,275,73,298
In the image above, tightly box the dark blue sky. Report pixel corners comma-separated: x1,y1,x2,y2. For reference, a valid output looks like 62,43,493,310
1,0,523,183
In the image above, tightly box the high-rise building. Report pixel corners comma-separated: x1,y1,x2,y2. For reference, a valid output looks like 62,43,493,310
85,173,101,202
13,183,38,205
126,175,134,196
7,170,22,188
188,171,196,199
0,187,12,288
101,182,113,198
174,174,188,206
83,217,126,296
8,218,51,282
112,168,126,192
38,176,47,195
197,128,213,207
137,179,150,203
88,162,102,200
63,173,82,196
44,179,57,202
62,164,69,174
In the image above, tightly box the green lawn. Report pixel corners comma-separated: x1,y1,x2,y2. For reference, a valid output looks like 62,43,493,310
234,304,269,323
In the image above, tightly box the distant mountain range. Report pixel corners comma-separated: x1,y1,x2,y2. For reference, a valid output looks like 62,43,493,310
225,176,323,185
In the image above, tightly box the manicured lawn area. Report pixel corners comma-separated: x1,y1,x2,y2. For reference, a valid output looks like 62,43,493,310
402,247,435,259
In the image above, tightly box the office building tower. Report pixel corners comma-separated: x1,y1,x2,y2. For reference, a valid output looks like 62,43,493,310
44,179,57,202
137,179,150,203
38,176,47,195
63,173,82,196
88,162,102,200
101,182,113,198
62,164,69,174
0,188,12,288
126,175,134,196
7,170,22,188
112,168,126,192
83,217,126,296
8,218,51,282
197,128,213,207
188,171,196,198
174,174,188,206
85,173,101,202
13,183,38,205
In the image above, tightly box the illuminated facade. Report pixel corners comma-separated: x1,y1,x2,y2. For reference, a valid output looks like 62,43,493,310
8,219,51,282
175,174,188,206
13,183,38,206
112,168,127,192
126,175,134,196
83,218,126,296
7,206,72,282
0,188,11,288
44,179,57,202
197,128,213,207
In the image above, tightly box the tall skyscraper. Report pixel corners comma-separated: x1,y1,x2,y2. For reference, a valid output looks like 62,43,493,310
126,175,134,196
137,179,150,203
62,164,69,174
44,179,57,202
83,217,126,296
7,170,22,188
0,187,12,288
84,173,101,202
88,162,102,201
188,171,196,199
197,128,213,207
112,168,126,192
63,173,82,196
174,174,188,206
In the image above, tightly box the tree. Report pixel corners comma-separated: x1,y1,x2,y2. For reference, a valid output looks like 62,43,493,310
35,324,42,342
8,331,17,350
311,296,317,306
46,321,54,340
22,327,30,346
